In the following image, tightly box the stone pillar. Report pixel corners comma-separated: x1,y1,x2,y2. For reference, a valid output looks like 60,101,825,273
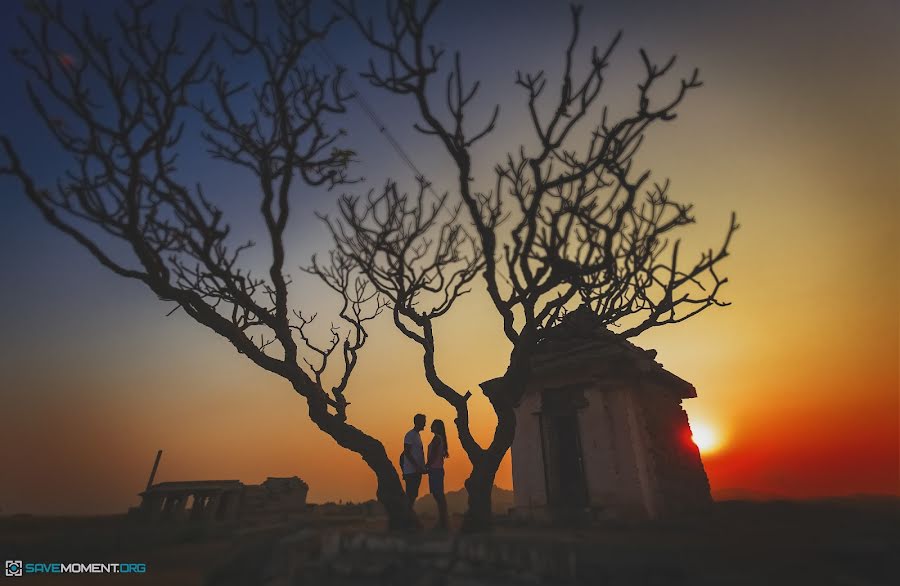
624,389,658,519
511,392,547,512
161,495,177,520
577,389,621,507
172,493,188,521
205,493,222,521
190,494,206,521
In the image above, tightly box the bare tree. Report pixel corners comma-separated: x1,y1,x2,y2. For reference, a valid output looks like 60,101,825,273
1,0,418,529
330,0,738,531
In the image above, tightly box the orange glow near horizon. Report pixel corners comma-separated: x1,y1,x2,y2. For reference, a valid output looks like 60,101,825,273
691,421,722,455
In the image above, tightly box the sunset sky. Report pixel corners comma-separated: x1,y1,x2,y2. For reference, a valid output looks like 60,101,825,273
1,0,897,515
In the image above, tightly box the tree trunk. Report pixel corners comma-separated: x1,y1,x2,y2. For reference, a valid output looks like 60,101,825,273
462,462,497,532
372,456,420,531
461,405,517,532
461,350,529,532
305,394,419,530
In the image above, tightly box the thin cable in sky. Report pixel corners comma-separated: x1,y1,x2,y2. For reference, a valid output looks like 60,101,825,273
312,41,442,199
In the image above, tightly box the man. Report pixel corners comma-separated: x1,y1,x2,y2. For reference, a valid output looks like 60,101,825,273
401,413,427,507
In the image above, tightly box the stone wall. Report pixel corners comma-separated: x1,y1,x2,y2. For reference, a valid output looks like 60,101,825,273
632,385,712,515
258,529,583,586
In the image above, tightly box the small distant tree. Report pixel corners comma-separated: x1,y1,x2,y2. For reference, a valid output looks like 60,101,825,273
1,0,417,529
328,0,738,531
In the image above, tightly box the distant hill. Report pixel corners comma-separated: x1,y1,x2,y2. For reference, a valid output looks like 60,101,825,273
415,485,514,517
712,488,789,501
713,488,900,503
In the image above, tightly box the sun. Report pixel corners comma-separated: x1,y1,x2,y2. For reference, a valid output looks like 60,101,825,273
690,421,721,454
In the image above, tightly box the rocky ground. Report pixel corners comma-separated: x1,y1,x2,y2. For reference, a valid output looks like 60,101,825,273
1,497,897,585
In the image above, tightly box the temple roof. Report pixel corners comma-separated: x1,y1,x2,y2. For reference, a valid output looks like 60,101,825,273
530,306,696,398
142,480,244,495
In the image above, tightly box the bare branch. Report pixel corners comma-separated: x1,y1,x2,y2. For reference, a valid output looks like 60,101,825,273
334,0,737,530
2,0,420,529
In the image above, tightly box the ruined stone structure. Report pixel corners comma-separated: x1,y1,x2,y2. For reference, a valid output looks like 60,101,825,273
135,476,309,523
505,307,711,520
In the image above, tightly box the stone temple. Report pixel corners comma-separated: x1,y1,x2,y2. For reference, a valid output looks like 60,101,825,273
501,307,712,520
133,476,309,523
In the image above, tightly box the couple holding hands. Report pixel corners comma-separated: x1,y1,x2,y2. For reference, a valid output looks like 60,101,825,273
400,413,449,529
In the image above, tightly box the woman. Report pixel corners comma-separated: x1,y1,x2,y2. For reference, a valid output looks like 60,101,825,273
426,419,449,530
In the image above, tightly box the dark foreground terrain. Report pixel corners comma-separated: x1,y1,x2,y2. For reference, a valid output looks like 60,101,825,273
1,497,897,585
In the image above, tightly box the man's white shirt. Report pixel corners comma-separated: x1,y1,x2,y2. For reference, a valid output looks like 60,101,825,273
402,429,425,475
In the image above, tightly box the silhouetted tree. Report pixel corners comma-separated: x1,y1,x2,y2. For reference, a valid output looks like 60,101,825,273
329,0,738,531
1,0,418,529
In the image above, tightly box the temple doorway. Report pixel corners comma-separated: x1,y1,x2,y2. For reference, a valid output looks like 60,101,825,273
540,390,589,510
